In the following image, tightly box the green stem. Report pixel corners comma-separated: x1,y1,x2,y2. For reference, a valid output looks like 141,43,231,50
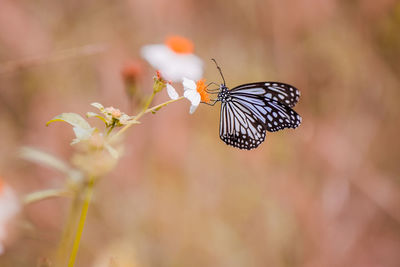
111,91,156,140
112,96,184,141
135,90,157,121
144,96,184,114
106,120,117,136
67,177,96,267
56,190,83,266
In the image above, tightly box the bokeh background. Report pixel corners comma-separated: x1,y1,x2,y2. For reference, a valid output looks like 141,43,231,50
1,0,400,266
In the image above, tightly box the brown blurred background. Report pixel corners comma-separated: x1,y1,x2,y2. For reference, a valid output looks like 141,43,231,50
1,0,400,266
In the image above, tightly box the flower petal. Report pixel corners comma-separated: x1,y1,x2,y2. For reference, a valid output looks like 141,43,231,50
191,92,201,106
141,44,173,67
161,54,203,82
184,89,201,106
141,44,203,82
189,104,199,114
182,77,197,91
166,84,179,100
0,184,20,255
0,186,19,220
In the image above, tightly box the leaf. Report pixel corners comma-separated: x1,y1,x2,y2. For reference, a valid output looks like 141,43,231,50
20,147,71,173
86,112,108,124
86,112,99,117
104,143,120,159
20,147,84,183
91,102,104,110
47,113,95,144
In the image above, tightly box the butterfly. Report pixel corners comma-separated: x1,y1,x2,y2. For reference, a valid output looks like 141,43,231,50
206,59,302,150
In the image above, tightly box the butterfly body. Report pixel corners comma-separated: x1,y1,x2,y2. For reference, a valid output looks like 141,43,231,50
216,81,302,150
216,85,231,103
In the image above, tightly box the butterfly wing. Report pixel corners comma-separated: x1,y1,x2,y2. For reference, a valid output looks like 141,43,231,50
219,101,266,150
228,82,301,132
230,82,300,108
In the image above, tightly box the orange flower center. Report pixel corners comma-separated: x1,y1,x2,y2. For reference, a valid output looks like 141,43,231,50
165,35,194,54
196,79,210,103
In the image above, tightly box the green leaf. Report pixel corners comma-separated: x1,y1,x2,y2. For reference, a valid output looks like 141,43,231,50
47,113,95,144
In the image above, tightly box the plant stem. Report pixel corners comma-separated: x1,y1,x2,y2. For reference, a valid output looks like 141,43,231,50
112,96,184,141
67,177,96,267
111,91,156,140
56,190,83,266
134,90,157,121
144,96,184,114
106,120,117,136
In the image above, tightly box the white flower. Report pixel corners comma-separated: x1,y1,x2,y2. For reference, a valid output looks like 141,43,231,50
0,180,20,255
166,83,179,100
141,36,203,82
183,77,201,114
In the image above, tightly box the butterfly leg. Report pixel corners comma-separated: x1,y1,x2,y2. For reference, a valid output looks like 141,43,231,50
202,100,218,106
206,82,221,93
206,82,220,88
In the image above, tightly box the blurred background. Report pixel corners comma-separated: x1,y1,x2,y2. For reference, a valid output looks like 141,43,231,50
1,0,400,266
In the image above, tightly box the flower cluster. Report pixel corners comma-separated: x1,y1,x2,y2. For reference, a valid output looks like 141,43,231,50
87,103,133,127
141,35,211,114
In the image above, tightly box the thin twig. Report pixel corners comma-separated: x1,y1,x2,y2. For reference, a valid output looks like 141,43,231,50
144,96,185,114
111,95,184,141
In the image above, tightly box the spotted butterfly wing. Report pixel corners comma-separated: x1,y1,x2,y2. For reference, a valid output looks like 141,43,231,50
218,82,301,150
219,100,267,149
230,82,300,108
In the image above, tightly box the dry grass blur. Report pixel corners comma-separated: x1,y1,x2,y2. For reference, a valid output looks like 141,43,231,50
1,0,400,266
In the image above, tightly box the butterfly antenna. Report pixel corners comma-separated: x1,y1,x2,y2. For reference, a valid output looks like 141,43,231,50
211,58,226,85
